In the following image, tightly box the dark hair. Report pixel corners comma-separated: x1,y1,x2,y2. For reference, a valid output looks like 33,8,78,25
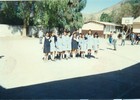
45,32,50,37
94,32,99,38
88,30,92,35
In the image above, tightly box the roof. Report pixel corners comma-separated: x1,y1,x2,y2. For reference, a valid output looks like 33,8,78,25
84,20,122,27
133,16,140,24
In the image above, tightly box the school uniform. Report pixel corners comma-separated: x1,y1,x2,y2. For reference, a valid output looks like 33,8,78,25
67,35,72,51
93,38,99,51
72,37,78,50
79,38,87,52
56,37,63,52
43,36,50,53
87,35,93,50
50,36,56,52
62,35,69,51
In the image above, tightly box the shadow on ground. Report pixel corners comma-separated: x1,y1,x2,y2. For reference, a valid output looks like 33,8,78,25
0,63,140,99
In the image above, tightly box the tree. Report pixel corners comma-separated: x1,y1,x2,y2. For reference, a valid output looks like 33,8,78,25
0,1,22,25
0,0,87,36
100,13,112,22
16,1,34,36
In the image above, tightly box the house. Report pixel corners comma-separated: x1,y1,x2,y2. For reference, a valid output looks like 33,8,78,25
133,16,140,34
82,21,122,38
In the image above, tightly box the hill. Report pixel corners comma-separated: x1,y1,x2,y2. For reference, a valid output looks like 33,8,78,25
83,0,130,22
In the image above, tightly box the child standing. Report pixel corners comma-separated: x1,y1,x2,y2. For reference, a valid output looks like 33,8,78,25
79,33,87,58
56,34,63,60
86,30,93,58
62,31,69,59
50,32,57,61
43,32,51,61
71,33,79,58
67,31,72,59
93,32,100,59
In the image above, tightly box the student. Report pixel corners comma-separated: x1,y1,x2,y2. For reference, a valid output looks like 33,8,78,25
79,33,87,58
109,31,113,44
86,30,93,58
50,32,57,61
42,32,51,61
130,32,136,45
38,29,44,44
121,31,126,46
93,32,100,59
62,31,69,59
112,31,118,50
56,34,63,60
67,31,72,59
71,33,79,58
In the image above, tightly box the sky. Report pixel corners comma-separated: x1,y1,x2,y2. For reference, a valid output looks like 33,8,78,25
81,0,122,14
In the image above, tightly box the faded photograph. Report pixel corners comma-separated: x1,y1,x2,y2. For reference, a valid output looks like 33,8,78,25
0,0,140,99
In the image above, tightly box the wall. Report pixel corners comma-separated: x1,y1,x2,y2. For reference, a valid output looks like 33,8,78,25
133,24,140,33
82,30,105,38
82,22,104,31
0,24,43,37
0,24,22,37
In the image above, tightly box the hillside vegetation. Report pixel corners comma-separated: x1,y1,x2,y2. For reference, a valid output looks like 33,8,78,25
83,0,140,24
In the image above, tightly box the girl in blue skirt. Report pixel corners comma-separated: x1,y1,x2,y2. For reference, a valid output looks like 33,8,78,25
71,32,79,58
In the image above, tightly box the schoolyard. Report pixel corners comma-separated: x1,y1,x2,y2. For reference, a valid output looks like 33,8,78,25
0,36,140,98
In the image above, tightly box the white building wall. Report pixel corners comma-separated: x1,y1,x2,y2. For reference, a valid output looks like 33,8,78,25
133,24,140,33
82,22,104,31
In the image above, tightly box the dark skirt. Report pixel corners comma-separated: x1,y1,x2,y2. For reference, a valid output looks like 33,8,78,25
72,39,78,50
43,38,50,53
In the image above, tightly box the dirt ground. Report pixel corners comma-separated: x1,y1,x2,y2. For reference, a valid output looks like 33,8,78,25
0,36,140,89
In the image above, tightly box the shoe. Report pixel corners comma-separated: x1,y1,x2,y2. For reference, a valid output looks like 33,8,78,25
51,59,55,61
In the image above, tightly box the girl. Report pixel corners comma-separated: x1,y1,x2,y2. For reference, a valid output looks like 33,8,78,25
56,34,63,60
109,31,113,45
71,32,79,58
79,33,87,58
43,32,51,61
86,30,93,58
67,31,72,59
93,32,100,59
50,32,57,61
62,31,69,59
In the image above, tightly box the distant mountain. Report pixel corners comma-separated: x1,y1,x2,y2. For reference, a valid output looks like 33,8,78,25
82,0,125,22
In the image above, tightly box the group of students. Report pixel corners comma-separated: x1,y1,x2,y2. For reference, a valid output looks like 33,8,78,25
108,30,140,51
42,30,100,61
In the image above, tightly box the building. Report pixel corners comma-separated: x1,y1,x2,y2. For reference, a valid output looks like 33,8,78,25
133,16,140,34
82,21,122,38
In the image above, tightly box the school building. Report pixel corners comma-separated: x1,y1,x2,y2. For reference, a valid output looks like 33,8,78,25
133,16,140,34
82,21,122,38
